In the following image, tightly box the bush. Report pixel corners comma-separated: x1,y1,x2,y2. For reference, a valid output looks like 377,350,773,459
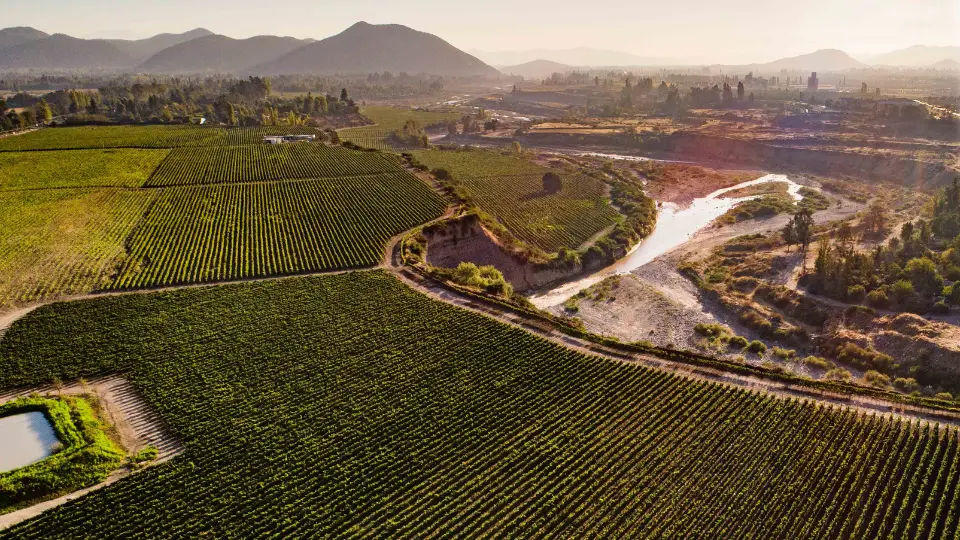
847,285,866,303
934,392,954,401
802,356,831,369
866,289,889,308
863,370,892,388
824,367,852,381
694,323,731,340
893,377,921,393
728,335,749,349
450,262,514,298
432,168,453,181
746,340,767,354
932,301,950,314
772,347,796,359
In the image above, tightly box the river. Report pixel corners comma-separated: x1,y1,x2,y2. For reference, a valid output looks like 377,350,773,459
529,173,804,309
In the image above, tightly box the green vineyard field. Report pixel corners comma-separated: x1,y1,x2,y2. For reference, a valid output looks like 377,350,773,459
0,149,169,190
109,174,446,288
0,125,324,151
1,271,957,537
339,106,461,150
146,144,401,186
0,188,155,310
412,150,619,252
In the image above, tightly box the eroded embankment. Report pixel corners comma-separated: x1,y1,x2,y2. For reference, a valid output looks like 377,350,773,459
422,215,587,291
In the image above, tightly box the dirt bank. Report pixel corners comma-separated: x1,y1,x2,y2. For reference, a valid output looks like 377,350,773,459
422,214,585,291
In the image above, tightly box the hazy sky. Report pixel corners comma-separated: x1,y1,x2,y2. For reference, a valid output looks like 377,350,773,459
6,0,959,63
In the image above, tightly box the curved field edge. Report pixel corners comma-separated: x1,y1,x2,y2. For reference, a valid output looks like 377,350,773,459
0,270,957,538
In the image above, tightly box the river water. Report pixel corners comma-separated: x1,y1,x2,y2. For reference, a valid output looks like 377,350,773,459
529,173,804,309
0,411,61,472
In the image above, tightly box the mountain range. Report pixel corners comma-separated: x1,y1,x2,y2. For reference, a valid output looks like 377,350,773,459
0,24,957,75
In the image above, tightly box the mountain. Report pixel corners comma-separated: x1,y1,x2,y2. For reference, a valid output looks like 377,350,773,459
0,33,136,70
869,45,960,67
755,49,866,72
108,28,214,62
255,22,499,77
0,26,48,52
932,58,960,70
500,59,576,78
471,48,679,67
139,34,310,74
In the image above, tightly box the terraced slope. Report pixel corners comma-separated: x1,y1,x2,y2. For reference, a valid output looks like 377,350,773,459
1,271,956,537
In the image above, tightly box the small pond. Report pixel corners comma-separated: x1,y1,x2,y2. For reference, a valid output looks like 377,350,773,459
0,411,61,472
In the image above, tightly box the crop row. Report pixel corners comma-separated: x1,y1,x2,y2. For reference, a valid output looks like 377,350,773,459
0,125,324,151
146,144,401,186
460,173,620,252
108,175,446,289
1,271,957,537
0,148,169,191
0,188,154,310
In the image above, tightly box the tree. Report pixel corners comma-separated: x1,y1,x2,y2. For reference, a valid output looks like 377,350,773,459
34,99,52,123
905,257,942,296
340,88,349,102
862,199,888,235
782,220,798,251
511,141,522,155
542,172,563,193
861,82,868,93
447,120,458,137
737,81,745,101
789,209,815,268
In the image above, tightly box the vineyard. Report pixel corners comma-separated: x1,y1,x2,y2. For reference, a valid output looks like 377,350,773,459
109,174,446,288
1,271,957,537
0,188,154,310
146,144,401,186
412,150,620,252
339,106,462,150
0,125,324,151
0,149,169,190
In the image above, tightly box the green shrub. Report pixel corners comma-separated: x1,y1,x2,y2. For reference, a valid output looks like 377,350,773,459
728,335,749,349
746,340,767,354
802,356,831,370
893,377,921,393
866,289,889,308
847,285,866,303
864,370,892,388
694,323,731,340
772,347,796,359
825,367,853,381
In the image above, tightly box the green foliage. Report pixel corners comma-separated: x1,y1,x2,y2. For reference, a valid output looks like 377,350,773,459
802,356,831,370
863,370,892,389
412,149,619,253
772,347,796,359
694,323,731,340
450,263,514,297
0,188,154,310
0,396,124,515
0,149,168,190
0,271,957,536
339,107,462,150
746,340,768,354
727,335,749,349
109,174,445,289
0,125,324,151
147,144,400,186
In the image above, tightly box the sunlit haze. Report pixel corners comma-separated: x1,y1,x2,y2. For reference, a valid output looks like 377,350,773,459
5,0,959,64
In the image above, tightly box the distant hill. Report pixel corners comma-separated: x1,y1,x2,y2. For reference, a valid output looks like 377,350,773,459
500,59,576,78
756,49,866,72
932,58,960,70
0,26,48,52
869,45,960,67
139,34,310,74
108,28,214,62
255,22,499,77
472,47,678,67
0,33,136,70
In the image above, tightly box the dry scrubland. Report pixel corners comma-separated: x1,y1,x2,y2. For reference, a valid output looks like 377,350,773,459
0,125,446,310
2,271,958,538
